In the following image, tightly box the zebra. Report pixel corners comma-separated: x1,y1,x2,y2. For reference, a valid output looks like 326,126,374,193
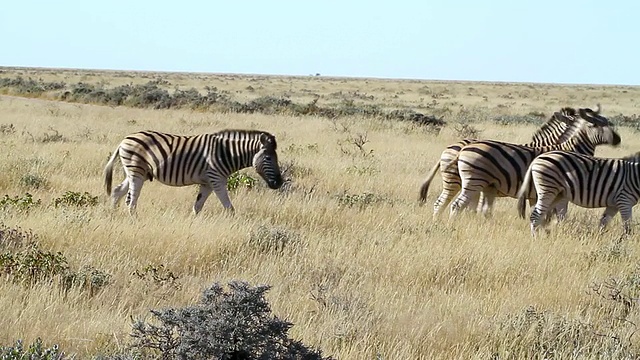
103,129,284,215
518,151,640,235
419,106,578,215
448,106,621,216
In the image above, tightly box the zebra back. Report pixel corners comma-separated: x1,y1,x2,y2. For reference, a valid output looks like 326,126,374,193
454,108,620,200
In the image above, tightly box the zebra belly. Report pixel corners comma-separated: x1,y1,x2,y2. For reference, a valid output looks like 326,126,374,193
151,157,207,187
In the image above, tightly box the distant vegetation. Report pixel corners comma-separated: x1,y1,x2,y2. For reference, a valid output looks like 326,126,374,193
0,76,447,130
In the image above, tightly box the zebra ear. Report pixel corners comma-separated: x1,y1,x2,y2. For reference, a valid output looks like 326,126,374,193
579,108,607,126
259,133,277,149
553,111,573,124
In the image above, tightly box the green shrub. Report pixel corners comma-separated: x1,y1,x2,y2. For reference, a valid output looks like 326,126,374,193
19,174,48,189
0,338,64,359
0,243,69,285
0,193,41,213
53,191,99,208
130,281,331,359
0,230,110,294
62,265,112,296
336,191,387,209
227,172,257,191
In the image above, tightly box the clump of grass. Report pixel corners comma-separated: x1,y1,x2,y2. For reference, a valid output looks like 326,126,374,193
0,123,16,135
490,305,634,358
336,191,387,209
19,174,48,189
248,225,300,253
452,122,482,139
39,127,66,143
0,223,38,250
133,264,181,291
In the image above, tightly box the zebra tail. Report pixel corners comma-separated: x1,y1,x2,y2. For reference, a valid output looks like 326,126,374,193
517,162,535,219
104,146,120,196
419,161,441,204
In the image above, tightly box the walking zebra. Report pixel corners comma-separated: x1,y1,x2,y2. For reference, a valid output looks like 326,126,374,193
419,106,578,215
518,151,640,235
448,106,621,216
103,129,284,215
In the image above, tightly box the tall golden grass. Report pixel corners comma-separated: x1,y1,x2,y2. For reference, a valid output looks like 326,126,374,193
0,68,639,358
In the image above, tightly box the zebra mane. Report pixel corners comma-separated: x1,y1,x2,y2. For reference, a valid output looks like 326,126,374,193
213,129,278,149
529,107,579,143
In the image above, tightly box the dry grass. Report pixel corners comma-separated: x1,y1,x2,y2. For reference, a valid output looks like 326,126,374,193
0,68,640,358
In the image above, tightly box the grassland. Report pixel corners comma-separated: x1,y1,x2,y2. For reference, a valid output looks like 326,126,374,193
0,67,639,359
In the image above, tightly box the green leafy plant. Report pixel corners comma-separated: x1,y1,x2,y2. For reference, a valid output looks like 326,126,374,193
0,193,41,212
0,338,64,359
0,242,69,285
227,172,257,191
53,191,99,208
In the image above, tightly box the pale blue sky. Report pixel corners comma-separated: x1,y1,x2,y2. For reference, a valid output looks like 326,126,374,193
2,1,638,85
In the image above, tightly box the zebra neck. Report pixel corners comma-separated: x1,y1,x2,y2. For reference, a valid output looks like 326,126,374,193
558,137,596,155
214,137,260,175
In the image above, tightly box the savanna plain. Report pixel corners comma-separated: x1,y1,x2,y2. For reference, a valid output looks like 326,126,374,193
1,67,640,359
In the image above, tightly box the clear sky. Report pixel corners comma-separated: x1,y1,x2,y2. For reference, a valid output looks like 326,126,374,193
2,1,638,85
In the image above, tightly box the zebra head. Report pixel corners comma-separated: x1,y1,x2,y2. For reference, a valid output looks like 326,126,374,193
253,132,284,189
566,104,621,147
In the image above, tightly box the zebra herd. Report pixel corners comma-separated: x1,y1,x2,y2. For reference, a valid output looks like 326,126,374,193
103,104,640,235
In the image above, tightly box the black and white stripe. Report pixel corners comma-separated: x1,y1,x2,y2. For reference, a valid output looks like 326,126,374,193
448,106,621,216
104,129,283,214
419,107,578,215
518,151,640,235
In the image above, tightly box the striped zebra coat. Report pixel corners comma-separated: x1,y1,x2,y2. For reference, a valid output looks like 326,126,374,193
103,129,284,215
419,107,578,216
518,151,640,235
448,106,621,216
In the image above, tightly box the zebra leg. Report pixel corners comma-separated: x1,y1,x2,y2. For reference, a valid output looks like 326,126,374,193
433,185,460,216
529,193,557,236
212,181,235,212
111,178,129,208
553,200,569,223
193,185,213,215
618,206,632,235
479,188,497,216
598,206,619,232
449,188,480,216
125,176,145,216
